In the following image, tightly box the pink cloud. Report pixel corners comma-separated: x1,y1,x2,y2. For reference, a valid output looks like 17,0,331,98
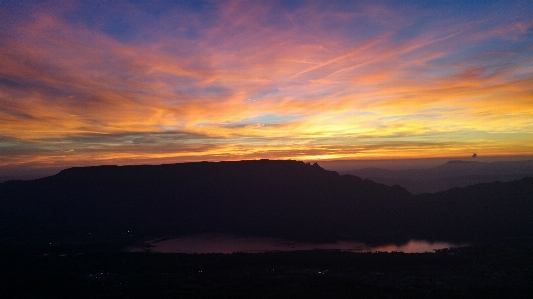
0,0,532,169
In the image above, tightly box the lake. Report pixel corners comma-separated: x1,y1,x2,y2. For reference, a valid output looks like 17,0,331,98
128,234,466,254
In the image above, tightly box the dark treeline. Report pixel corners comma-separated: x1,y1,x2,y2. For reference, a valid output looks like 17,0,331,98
1,160,532,245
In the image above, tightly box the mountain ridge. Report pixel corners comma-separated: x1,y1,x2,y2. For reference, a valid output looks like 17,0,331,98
1,160,531,245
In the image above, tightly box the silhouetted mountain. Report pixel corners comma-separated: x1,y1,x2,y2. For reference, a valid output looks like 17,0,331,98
0,160,410,244
1,160,532,245
342,160,533,194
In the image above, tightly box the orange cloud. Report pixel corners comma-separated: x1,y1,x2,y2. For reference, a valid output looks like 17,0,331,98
0,0,532,172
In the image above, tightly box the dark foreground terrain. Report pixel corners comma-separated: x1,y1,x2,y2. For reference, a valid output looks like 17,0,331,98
1,160,532,298
1,238,532,298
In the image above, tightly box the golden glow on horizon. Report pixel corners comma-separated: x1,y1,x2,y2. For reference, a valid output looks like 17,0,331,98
0,1,532,169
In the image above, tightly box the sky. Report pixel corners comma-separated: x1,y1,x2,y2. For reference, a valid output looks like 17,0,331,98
1,0,532,175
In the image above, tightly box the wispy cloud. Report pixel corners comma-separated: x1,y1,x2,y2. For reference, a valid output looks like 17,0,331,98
0,0,532,169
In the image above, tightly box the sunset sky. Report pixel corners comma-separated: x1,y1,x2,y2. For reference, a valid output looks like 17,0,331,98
1,0,532,173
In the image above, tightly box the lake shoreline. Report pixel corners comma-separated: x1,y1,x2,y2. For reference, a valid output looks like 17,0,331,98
126,233,468,254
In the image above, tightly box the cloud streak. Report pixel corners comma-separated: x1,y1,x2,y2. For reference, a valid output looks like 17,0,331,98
0,0,532,170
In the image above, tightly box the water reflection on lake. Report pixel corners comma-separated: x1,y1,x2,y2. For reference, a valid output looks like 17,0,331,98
129,234,466,254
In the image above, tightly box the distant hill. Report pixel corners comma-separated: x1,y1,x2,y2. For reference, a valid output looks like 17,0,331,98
410,177,533,242
341,160,533,194
1,160,532,245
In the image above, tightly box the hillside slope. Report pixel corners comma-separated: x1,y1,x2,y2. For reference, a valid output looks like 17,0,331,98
342,160,533,194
